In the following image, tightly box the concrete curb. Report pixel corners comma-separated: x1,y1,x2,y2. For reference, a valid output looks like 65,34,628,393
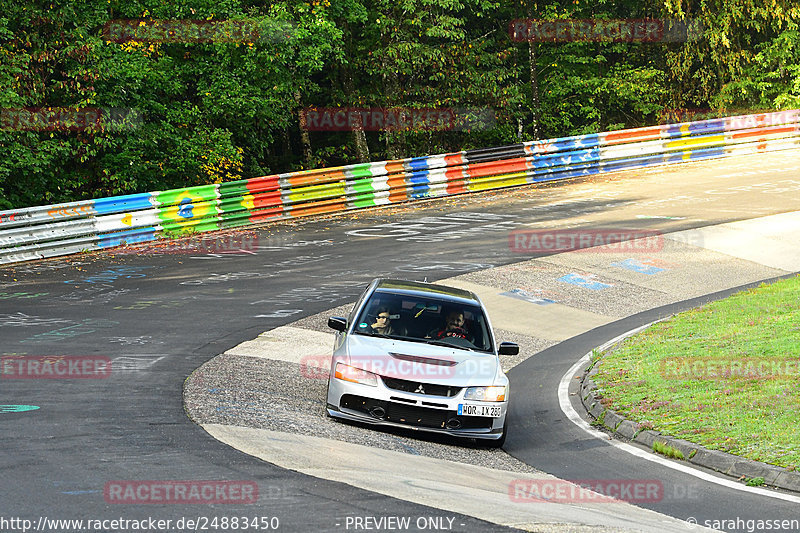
579,346,800,494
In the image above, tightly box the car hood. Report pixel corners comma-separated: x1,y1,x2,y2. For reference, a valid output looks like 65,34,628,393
342,334,503,387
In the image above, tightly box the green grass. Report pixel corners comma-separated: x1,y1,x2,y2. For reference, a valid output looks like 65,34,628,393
592,274,800,470
653,440,685,460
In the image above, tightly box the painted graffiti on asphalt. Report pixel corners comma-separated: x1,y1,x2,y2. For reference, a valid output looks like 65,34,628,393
250,280,366,310
0,313,73,328
107,336,161,346
109,354,167,372
345,212,525,243
19,318,118,344
10,260,90,274
63,266,154,285
180,271,284,286
55,286,138,304
0,291,49,300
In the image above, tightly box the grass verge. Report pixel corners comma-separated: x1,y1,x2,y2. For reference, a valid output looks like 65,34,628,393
652,440,685,460
592,274,800,469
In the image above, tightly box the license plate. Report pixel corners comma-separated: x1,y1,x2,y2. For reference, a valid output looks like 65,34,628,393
458,403,502,417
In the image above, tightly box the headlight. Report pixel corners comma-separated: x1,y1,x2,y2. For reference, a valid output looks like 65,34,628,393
335,362,378,386
464,386,507,402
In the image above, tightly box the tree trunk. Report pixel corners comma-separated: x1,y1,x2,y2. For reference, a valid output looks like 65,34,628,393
294,90,313,169
528,40,541,140
341,67,370,163
384,70,406,159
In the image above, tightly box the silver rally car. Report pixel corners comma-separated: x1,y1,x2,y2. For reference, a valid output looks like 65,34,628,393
326,278,519,446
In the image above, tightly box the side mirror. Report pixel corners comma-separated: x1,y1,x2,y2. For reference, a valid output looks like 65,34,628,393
328,316,347,332
498,342,519,356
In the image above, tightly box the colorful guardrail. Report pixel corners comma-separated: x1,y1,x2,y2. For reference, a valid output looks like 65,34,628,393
1,109,799,265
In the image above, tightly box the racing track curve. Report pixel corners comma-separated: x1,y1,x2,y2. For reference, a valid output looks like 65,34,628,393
1,149,799,532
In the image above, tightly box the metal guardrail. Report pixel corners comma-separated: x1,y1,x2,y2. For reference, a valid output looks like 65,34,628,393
1,110,799,265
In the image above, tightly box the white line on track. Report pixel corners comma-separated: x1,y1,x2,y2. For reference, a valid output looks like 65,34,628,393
558,322,800,505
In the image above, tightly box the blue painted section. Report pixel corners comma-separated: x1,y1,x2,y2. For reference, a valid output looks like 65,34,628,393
611,259,665,275
408,157,430,171
691,118,726,135
177,197,195,219
531,161,601,182
93,193,153,215
664,147,726,163
532,148,601,170
97,228,157,249
601,153,666,172
558,273,612,290
406,171,431,198
500,289,555,305
526,132,602,154
663,119,726,138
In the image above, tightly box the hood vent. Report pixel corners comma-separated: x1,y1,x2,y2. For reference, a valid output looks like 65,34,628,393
389,352,457,366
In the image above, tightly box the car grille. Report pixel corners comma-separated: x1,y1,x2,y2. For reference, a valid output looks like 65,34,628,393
381,376,462,397
340,394,493,430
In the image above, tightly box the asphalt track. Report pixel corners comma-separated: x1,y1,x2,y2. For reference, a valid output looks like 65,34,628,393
1,149,800,532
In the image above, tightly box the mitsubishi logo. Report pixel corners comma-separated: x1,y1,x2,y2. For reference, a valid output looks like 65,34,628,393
414,384,425,394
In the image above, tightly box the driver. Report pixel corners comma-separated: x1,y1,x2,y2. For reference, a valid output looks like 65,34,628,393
368,306,395,336
430,310,472,342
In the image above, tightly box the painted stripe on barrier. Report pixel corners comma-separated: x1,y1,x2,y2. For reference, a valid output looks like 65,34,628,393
408,156,431,172
601,126,663,144
665,134,726,150
468,171,529,191
94,210,160,233
97,227,158,249
93,193,154,215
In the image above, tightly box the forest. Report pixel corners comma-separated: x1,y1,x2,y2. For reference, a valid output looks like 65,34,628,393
1,0,798,209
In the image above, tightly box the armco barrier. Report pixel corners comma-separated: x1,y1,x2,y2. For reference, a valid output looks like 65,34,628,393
1,110,799,265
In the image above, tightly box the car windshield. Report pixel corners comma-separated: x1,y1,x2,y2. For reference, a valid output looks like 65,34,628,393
352,290,494,353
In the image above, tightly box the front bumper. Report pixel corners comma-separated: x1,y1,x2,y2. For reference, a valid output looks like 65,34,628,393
326,375,507,440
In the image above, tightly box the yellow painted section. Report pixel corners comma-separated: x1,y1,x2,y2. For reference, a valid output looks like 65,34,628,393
286,182,346,203
468,171,529,192
666,134,725,150
242,193,255,211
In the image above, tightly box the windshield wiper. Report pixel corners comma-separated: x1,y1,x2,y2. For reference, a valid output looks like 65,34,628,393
356,331,393,339
423,339,481,352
